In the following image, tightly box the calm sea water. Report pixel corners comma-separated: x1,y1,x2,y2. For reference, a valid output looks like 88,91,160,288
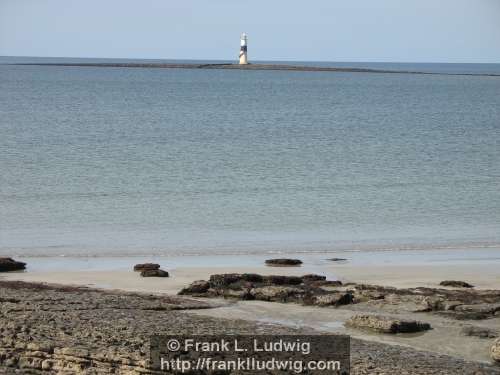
1,58,500,257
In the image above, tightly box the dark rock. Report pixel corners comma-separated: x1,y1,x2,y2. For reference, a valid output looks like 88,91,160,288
178,280,210,295
0,258,26,272
301,274,327,283
240,273,264,283
440,280,474,288
140,269,169,277
265,258,302,266
346,315,431,334
262,275,303,285
461,325,498,339
133,263,160,272
327,258,347,262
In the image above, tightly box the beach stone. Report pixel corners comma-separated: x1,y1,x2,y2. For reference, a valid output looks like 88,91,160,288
492,338,500,363
461,325,498,339
440,280,474,288
345,315,431,334
250,286,304,302
265,258,302,266
178,280,210,295
140,269,169,277
301,274,327,283
0,257,26,272
309,292,354,307
133,263,160,272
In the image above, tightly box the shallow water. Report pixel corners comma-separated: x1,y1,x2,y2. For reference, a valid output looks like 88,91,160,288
1,58,500,257
12,247,500,273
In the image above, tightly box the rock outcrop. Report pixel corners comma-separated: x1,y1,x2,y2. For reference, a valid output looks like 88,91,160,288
179,273,348,307
265,258,302,266
346,315,431,334
178,275,500,322
133,263,160,272
140,269,169,277
440,280,474,288
301,274,327,283
0,257,26,272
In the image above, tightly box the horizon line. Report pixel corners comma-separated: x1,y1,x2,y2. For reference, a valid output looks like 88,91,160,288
1,55,500,65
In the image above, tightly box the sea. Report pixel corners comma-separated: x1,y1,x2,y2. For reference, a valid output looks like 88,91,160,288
1,57,500,259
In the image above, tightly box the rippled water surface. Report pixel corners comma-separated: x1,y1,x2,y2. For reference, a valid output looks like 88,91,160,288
1,58,499,256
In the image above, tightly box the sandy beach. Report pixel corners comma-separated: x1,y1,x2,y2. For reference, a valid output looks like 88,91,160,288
2,249,500,371
3,254,500,293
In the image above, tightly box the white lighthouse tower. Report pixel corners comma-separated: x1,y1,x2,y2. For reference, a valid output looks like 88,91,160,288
239,33,248,65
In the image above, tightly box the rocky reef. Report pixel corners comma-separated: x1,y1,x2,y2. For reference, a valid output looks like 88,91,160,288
1,280,499,374
179,273,500,321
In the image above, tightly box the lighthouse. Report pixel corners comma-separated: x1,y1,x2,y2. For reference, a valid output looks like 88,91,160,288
239,33,248,65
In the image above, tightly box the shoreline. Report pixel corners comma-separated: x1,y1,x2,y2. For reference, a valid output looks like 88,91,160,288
3,262,500,291
5,246,500,280
10,62,500,77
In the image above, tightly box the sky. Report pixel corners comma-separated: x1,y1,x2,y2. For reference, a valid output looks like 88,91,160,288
1,0,500,63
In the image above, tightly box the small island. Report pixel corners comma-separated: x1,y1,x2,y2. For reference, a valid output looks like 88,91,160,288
11,62,500,77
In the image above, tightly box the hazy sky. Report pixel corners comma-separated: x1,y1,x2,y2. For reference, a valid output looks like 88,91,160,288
1,0,500,62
